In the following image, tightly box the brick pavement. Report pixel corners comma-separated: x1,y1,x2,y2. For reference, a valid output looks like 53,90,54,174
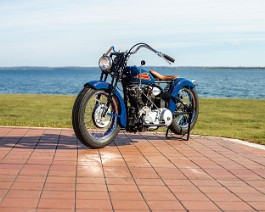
0,127,265,211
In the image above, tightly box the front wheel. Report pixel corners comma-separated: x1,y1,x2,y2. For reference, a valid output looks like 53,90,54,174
169,87,199,135
72,87,120,148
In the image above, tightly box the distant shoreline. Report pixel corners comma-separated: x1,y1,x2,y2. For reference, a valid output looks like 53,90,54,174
0,66,265,70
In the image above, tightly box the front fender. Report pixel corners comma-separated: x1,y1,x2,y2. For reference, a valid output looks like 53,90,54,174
84,80,126,128
169,78,195,112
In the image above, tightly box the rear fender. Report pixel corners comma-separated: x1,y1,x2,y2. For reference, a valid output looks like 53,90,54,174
84,80,126,128
169,78,195,112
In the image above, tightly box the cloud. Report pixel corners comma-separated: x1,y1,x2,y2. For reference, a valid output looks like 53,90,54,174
0,0,264,66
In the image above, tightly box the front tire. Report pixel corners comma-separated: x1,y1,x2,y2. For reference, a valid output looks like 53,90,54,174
169,87,199,135
72,87,120,148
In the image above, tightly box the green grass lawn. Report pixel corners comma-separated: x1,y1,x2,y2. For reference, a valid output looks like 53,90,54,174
192,98,265,144
0,94,76,128
0,94,264,144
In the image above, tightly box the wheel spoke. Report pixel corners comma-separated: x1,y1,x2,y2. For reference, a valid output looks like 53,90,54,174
175,88,196,128
84,91,118,140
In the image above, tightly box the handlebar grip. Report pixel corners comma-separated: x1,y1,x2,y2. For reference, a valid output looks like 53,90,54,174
163,54,175,63
104,46,113,56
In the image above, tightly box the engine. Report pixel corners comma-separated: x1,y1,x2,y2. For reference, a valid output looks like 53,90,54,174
141,107,173,126
127,85,173,131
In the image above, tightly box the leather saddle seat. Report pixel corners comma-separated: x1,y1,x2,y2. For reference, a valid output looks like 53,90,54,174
149,70,179,81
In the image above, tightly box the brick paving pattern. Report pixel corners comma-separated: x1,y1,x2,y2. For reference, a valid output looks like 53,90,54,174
0,127,265,211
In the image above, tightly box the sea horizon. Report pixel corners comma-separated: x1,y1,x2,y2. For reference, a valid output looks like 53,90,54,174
1,66,265,71
0,67,264,99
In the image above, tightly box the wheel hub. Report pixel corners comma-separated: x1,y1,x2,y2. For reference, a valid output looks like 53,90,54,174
93,104,111,128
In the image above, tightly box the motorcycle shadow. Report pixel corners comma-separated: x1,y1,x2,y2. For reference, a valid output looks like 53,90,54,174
114,131,189,147
0,132,188,150
0,134,81,150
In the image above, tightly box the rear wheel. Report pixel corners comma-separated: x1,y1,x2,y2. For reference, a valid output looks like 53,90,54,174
72,87,120,148
169,87,199,135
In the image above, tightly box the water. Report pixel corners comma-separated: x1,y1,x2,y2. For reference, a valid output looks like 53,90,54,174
0,67,264,99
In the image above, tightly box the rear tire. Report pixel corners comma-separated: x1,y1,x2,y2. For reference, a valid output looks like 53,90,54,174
72,87,120,148
169,87,199,135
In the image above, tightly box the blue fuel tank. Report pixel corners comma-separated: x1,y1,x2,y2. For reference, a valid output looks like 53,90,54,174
123,66,155,85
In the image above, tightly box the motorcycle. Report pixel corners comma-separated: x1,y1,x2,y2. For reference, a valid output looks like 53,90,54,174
72,43,199,148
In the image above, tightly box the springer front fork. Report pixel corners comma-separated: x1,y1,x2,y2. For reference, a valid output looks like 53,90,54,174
98,72,120,118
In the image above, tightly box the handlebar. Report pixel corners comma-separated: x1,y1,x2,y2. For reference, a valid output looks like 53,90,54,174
105,43,175,64
162,54,175,63
104,46,114,56
127,43,175,64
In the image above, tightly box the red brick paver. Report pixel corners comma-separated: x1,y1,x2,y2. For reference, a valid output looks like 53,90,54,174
0,127,265,211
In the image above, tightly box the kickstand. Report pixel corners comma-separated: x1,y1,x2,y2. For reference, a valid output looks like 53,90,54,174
166,128,170,138
166,112,192,141
186,112,192,141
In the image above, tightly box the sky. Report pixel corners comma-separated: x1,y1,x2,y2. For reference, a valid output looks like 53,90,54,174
0,0,264,67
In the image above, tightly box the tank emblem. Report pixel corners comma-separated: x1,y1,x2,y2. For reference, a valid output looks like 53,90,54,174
135,73,151,80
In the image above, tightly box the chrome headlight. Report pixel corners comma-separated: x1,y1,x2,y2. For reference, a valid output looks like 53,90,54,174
98,56,112,72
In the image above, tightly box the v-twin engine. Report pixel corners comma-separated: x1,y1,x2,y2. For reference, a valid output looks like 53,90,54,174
127,84,173,131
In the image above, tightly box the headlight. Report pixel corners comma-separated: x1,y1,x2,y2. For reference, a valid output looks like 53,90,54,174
98,56,112,72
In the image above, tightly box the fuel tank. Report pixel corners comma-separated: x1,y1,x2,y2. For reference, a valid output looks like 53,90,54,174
124,66,155,85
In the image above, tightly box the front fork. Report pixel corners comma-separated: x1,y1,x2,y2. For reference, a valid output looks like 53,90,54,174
100,72,120,118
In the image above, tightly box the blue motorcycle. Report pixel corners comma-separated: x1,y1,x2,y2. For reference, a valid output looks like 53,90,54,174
72,43,199,148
